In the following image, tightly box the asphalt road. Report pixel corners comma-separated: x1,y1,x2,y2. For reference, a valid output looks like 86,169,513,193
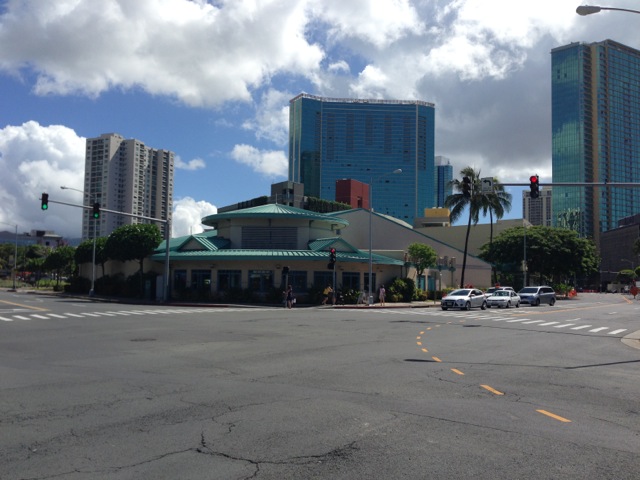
1,291,639,479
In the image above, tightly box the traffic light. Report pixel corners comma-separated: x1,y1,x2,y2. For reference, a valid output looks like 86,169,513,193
92,202,101,219
41,193,49,210
328,248,337,270
462,176,472,198
529,175,540,199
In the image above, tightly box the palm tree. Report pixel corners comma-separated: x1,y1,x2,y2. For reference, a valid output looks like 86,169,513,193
444,166,484,288
479,179,512,284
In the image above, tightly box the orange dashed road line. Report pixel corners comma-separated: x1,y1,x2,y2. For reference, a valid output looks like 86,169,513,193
421,348,428,353
481,384,504,395
432,356,442,362
536,409,572,423
0,300,48,311
451,368,465,376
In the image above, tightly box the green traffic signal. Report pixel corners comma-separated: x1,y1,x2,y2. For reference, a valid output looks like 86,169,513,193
41,193,49,210
92,202,101,219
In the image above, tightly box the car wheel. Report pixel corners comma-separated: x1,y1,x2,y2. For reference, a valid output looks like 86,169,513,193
465,302,471,311
506,301,510,309
486,304,491,308
549,298,556,306
516,302,520,308
441,307,448,311
535,298,541,306
481,301,487,310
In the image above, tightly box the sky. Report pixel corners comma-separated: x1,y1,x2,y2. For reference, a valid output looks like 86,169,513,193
1,0,639,239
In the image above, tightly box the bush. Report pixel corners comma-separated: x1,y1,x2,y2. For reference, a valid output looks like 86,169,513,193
388,278,416,302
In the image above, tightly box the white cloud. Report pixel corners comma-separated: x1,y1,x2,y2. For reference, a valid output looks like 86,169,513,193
231,144,288,178
0,0,325,107
172,197,217,237
242,88,292,146
175,155,206,171
0,122,85,238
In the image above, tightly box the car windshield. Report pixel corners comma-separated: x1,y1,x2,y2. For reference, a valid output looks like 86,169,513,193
494,291,509,296
449,289,470,296
519,287,537,293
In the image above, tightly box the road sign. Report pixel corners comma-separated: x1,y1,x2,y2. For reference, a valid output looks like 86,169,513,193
481,177,493,192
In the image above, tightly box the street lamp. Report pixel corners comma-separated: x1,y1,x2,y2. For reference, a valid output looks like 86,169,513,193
61,186,97,296
576,5,640,15
368,169,402,305
0,221,18,291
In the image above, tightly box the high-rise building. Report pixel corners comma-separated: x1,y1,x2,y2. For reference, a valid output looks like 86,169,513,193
83,133,174,240
434,156,453,207
523,187,553,226
551,40,640,246
288,93,435,223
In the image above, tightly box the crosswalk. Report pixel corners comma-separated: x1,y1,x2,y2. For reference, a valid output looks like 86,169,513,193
362,307,631,336
0,307,269,323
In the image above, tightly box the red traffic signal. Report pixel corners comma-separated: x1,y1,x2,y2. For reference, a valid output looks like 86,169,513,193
328,248,337,269
529,175,540,199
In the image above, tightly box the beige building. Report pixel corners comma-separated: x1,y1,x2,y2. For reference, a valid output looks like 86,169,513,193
83,133,174,240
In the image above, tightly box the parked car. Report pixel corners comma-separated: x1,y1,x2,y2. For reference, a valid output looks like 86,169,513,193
441,288,487,311
486,290,521,308
518,286,556,306
484,286,515,298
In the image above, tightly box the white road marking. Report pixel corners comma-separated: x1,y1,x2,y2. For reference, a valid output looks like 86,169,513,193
608,329,627,335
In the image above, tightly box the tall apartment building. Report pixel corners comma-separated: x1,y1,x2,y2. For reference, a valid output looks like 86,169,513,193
83,133,174,240
551,40,640,246
288,93,435,223
523,187,553,226
434,156,453,207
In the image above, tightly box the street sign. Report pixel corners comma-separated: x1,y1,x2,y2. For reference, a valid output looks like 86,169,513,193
481,177,493,192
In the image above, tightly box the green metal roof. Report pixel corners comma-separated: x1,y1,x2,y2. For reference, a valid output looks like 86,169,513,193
150,248,403,265
201,203,349,228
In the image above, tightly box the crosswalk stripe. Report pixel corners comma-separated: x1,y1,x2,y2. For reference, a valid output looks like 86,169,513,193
521,320,542,324
63,313,84,317
506,319,528,323
608,329,627,335
589,327,608,333
14,315,30,320
571,325,592,330
0,316,13,321
539,321,559,326
47,314,67,318
554,324,576,328
30,314,49,319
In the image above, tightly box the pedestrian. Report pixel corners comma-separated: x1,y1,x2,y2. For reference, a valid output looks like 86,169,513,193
378,284,386,306
285,285,295,309
357,289,366,305
321,284,333,305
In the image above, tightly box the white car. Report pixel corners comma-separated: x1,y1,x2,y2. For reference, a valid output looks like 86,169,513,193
441,288,487,311
486,290,521,308
484,286,515,298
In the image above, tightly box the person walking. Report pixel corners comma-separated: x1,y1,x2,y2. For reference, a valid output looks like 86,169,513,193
285,285,295,309
321,285,333,305
378,284,386,306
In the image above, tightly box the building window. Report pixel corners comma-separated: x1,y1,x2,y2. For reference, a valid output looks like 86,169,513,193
341,272,360,291
249,270,274,292
314,271,334,289
218,270,241,292
191,269,211,292
282,270,307,291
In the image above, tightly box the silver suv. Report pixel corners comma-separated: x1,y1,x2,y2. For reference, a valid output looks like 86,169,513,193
518,286,556,306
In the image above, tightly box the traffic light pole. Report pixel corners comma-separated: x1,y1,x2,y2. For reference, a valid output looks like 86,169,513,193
44,198,172,303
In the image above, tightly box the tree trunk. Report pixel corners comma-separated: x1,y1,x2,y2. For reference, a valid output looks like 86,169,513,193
460,211,472,288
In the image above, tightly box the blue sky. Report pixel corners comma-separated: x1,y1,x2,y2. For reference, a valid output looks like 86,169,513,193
1,0,638,238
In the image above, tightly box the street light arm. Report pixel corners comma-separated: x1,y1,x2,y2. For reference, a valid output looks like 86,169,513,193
577,5,640,15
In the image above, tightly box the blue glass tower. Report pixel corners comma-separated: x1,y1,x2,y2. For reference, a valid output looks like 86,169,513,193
552,40,640,245
435,156,453,208
289,93,435,223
